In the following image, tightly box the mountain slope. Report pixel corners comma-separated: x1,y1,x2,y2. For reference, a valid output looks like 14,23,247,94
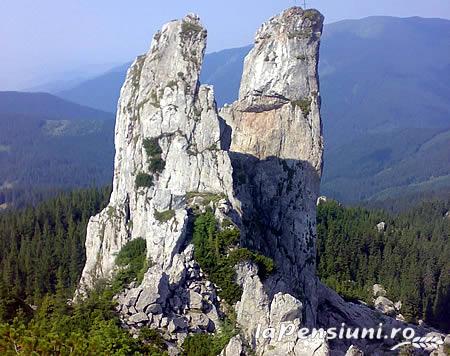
0,91,113,121
320,16,450,148
57,64,130,113
0,93,114,208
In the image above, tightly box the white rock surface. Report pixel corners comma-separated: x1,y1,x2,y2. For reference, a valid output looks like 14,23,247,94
77,14,235,294
372,284,387,298
345,345,364,356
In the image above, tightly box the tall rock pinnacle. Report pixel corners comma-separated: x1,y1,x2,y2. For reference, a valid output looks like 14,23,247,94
221,7,325,354
78,7,328,355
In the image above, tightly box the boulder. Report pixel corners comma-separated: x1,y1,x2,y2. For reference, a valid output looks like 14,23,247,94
168,317,188,333
188,290,204,310
189,312,213,331
345,345,364,356
374,296,396,316
128,312,149,324
376,222,387,232
372,284,387,298
220,335,244,356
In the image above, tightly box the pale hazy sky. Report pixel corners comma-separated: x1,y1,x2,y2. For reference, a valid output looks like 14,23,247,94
1,0,450,90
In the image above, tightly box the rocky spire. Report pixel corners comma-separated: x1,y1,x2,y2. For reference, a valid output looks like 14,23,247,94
78,13,235,291
220,7,326,354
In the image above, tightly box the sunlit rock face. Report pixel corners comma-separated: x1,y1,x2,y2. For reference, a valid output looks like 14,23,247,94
78,7,328,355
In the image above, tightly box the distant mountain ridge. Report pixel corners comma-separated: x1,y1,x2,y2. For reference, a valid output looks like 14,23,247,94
1,16,449,207
0,91,114,121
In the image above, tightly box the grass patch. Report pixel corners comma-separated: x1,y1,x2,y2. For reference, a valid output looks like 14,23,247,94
192,212,275,304
291,98,312,118
154,209,175,223
143,138,162,157
112,238,151,292
303,10,318,21
143,138,165,174
181,21,203,36
135,173,153,188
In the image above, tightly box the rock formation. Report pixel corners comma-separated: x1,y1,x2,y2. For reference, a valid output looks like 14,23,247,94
77,7,446,356
220,7,326,354
78,14,235,349
77,7,326,354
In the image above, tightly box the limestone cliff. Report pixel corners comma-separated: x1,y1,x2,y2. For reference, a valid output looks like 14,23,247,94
220,7,326,354
78,7,327,355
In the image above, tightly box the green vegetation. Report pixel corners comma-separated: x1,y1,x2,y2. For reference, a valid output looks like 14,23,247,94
143,137,165,174
0,187,111,303
317,199,450,331
112,238,150,292
135,172,153,188
154,209,176,223
287,29,313,39
0,191,168,354
303,10,318,21
181,21,203,36
291,98,311,118
192,212,275,304
1,184,449,354
186,192,227,206
166,80,178,89
0,282,168,355
143,137,162,157
182,319,237,356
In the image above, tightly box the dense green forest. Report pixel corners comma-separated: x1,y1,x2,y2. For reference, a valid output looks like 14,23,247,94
0,188,449,354
317,200,450,332
0,187,111,302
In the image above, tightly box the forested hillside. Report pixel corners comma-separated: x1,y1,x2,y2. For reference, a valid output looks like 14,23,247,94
0,187,111,301
0,92,115,209
0,188,448,334
317,200,450,332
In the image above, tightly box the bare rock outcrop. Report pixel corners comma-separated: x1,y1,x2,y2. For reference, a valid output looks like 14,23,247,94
220,7,325,354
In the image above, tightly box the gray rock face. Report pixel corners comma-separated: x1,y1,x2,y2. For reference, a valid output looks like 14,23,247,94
77,7,328,356
221,7,325,353
77,14,235,294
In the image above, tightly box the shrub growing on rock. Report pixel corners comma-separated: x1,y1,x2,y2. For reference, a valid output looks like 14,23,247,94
192,211,275,304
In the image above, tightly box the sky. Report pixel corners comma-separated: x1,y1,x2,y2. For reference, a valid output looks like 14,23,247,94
1,0,450,90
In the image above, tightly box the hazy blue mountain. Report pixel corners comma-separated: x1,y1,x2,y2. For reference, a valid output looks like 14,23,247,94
58,63,131,113
201,46,251,106
0,91,114,121
57,47,251,112
320,16,450,148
